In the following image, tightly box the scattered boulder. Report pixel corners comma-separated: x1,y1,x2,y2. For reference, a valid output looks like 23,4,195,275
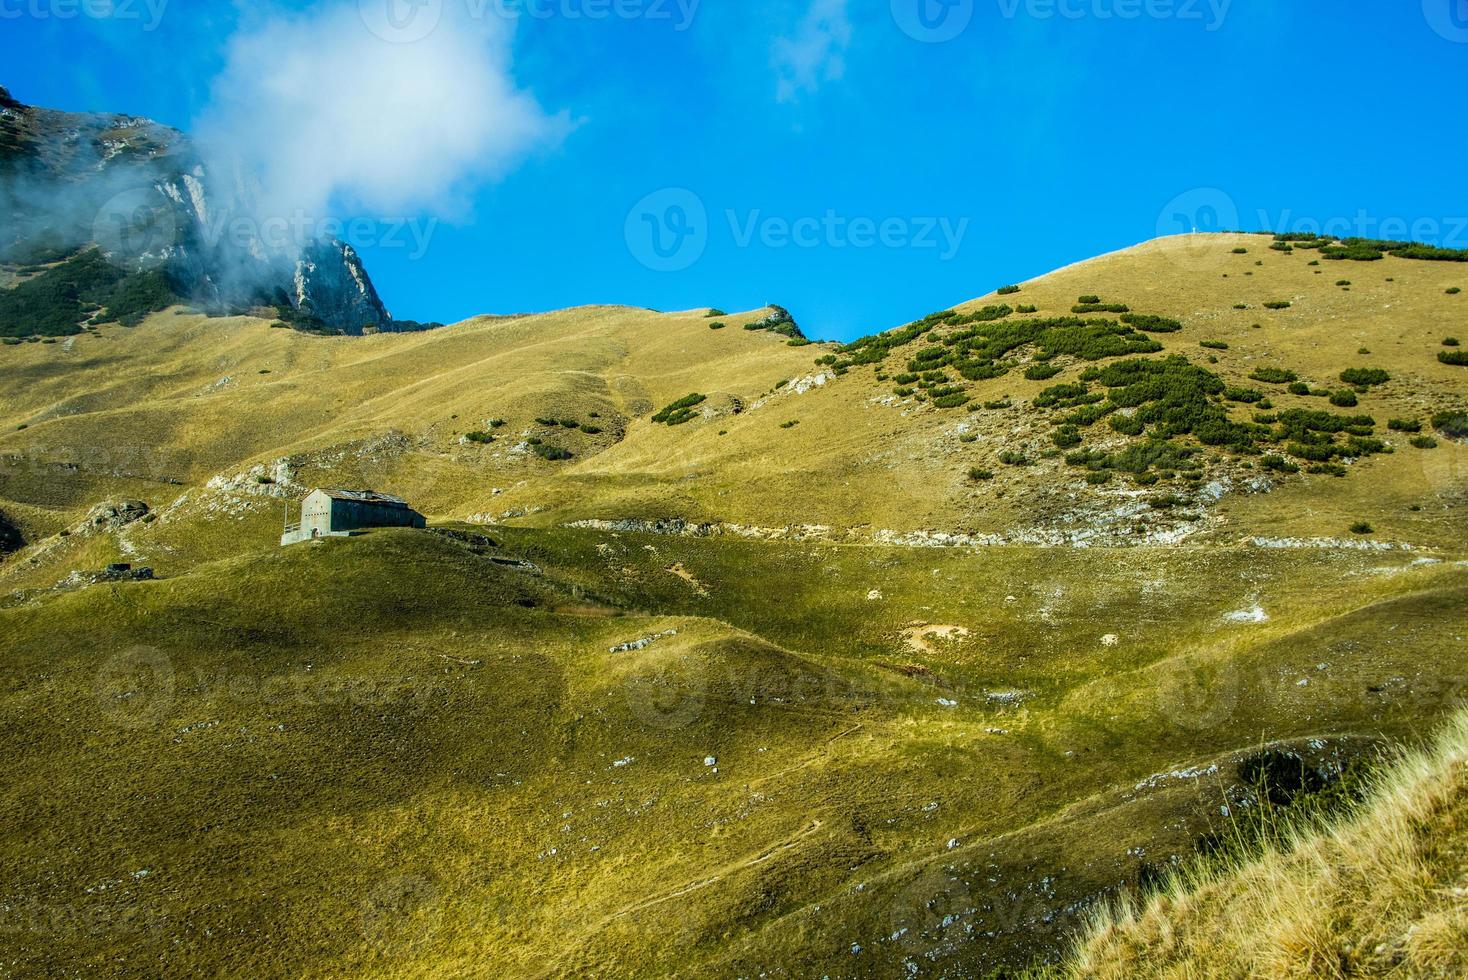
58,564,156,591
76,500,149,536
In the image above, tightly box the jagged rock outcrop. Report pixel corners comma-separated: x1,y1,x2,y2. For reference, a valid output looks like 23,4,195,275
75,500,151,536
0,88,399,335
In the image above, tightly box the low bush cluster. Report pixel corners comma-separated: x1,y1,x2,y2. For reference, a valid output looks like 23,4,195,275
1339,367,1390,387
1120,313,1182,333
1434,410,1468,438
652,393,707,425
1250,367,1298,384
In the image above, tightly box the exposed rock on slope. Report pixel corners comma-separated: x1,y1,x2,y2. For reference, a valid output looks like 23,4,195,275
0,88,398,334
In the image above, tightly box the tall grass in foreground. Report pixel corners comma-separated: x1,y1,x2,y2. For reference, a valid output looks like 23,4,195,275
1055,710,1468,978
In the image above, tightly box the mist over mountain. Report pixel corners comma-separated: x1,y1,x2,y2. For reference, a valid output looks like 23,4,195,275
0,84,422,336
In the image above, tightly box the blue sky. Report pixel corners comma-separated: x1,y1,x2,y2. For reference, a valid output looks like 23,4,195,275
3,1,1466,341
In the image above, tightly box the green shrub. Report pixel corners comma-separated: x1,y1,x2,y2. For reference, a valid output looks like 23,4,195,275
1149,493,1188,510
535,417,559,427
1339,367,1390,387
489,419,507,428
1263,301,1292,310
779,419,800,429
1349,521,1374,535
532,444,573,461
1078,295,1101,305
1109,414,1144,436
997,285,1021,295
1287,382,1311,396
1330,390,1359,408
1052,426,1083,448
464,431,495,444
0,250,183,337
1335,280,1351,287
1387,419,1422,433
1448,287,1462,295
1225,387,1266,404
968,468,994,481
560,420,581,429
1085,470,1112,485
1073,303,1130,314
1201,340,1230,350
1250,365,1297,384
581,425,603,435
1410,436,1439,449
652,393,707,425
1444,338,1461,347
1432,411,1468,438
709,322,726,330
1025,363,1063,381
1440,350,1468,366
706,309,726,317
999,450,1031,466
1232,247,1248,254
983,399,1012,410
1016,305,1038,313
1120,313,1182,333
1261,455,1300,474
931,392,971,409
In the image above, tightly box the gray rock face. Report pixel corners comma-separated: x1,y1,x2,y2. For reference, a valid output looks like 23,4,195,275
293,240,391,335
76,500,150,536
1,91,396,335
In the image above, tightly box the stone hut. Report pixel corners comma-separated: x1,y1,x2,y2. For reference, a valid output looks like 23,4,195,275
281,489,426,546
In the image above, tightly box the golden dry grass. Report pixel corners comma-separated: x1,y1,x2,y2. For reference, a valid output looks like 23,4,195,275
1063,709,1468,979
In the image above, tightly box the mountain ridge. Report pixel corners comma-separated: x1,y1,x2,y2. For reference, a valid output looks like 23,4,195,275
0,88,417,335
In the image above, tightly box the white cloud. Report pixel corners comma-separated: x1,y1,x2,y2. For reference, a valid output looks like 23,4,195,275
197,2,567,225
771,0,852,103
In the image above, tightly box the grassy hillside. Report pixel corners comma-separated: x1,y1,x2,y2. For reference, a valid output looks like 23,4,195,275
0,233,1465,975
2,524,1464,976
1058,707,1468,978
